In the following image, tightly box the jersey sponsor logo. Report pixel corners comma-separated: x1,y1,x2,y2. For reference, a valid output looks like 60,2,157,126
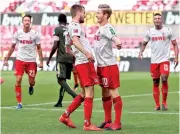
152,36,166,41
20,40,33,44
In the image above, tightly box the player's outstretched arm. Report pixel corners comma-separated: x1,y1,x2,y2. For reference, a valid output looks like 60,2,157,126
138,41,148,60
112,36,122,49
72,36,94,62
46,41,58,66
36,44,43,68
4,44,16,66
172,40,179,68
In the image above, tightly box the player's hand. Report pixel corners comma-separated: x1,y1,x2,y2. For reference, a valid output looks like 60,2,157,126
174,57,179,69
3,60,8,66
138,52,143,60
38,62,43,68
116,44,121,50
85,51,95,63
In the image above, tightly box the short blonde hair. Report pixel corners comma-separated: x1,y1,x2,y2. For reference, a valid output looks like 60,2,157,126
98,4,112,19
70,4,84,18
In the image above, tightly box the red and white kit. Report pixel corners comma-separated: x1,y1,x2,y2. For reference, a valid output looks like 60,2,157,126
143,27,175,78
13,29,40,78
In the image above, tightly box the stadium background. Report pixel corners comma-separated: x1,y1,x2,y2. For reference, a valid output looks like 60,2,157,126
0,0,179,72
0,1,179,134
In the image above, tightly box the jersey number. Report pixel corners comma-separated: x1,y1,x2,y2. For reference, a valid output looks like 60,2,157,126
164,64,169,71
29,70,35,77
102,78,108,86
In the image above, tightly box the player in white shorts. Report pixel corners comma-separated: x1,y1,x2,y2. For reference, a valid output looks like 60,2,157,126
139,13,179,111
3,14,43,109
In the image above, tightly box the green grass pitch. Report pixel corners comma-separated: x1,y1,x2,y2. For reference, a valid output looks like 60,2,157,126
1,71,179,134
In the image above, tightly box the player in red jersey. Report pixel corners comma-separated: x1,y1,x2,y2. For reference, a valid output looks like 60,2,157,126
59,4,102,131
3,14,43,109
94,4,122,130
139,13,179,111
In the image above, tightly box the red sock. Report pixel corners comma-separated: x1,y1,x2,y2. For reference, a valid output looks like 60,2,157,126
73,71,78,85
15,85,22,103
102,96,112,122
62,94,84,117
113,96,122,125
162,81,168,105
153,83,160,106
84,97,93,127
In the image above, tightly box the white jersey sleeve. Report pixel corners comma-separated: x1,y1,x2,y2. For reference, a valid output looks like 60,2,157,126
169,29,176,41
103,26,116,40
35,32,41,44
68,22,92,65
143,30,150,42
12,31,18,44
70,25,81,37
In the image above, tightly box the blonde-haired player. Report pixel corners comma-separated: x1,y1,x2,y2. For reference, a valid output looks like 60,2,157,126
94,4,123,130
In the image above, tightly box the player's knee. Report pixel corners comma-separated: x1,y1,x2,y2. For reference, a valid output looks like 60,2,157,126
16,76,22,86
153,78,160,87
161,75,168,82
110,88,119,98
79,92,85,98
57,78,66,85
85,86,94,98
102,88,110,97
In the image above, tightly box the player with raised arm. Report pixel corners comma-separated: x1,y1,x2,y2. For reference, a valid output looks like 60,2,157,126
94,4,123,130
46,13,77,107
59,4,102,131
3,14,43,109
138,13,179,111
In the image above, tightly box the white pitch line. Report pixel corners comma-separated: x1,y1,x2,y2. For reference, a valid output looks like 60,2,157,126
1,107,179,115
129,112,179,115
7,98,102,108
3,91,178,108
122,91,177,98
0,107,104,113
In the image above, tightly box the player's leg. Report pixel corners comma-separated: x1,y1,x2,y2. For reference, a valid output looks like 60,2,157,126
73,67,79,91
97,67,112,128
54,86,65,107
98,87,112,128
80,62,101,131
150,63,161,110
106,65,122,131
160,61,170,111
14,60,24,109
26,62,37,95
83,85,103,131
59,88,85,128
107,88,122,130
57,63,77,98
